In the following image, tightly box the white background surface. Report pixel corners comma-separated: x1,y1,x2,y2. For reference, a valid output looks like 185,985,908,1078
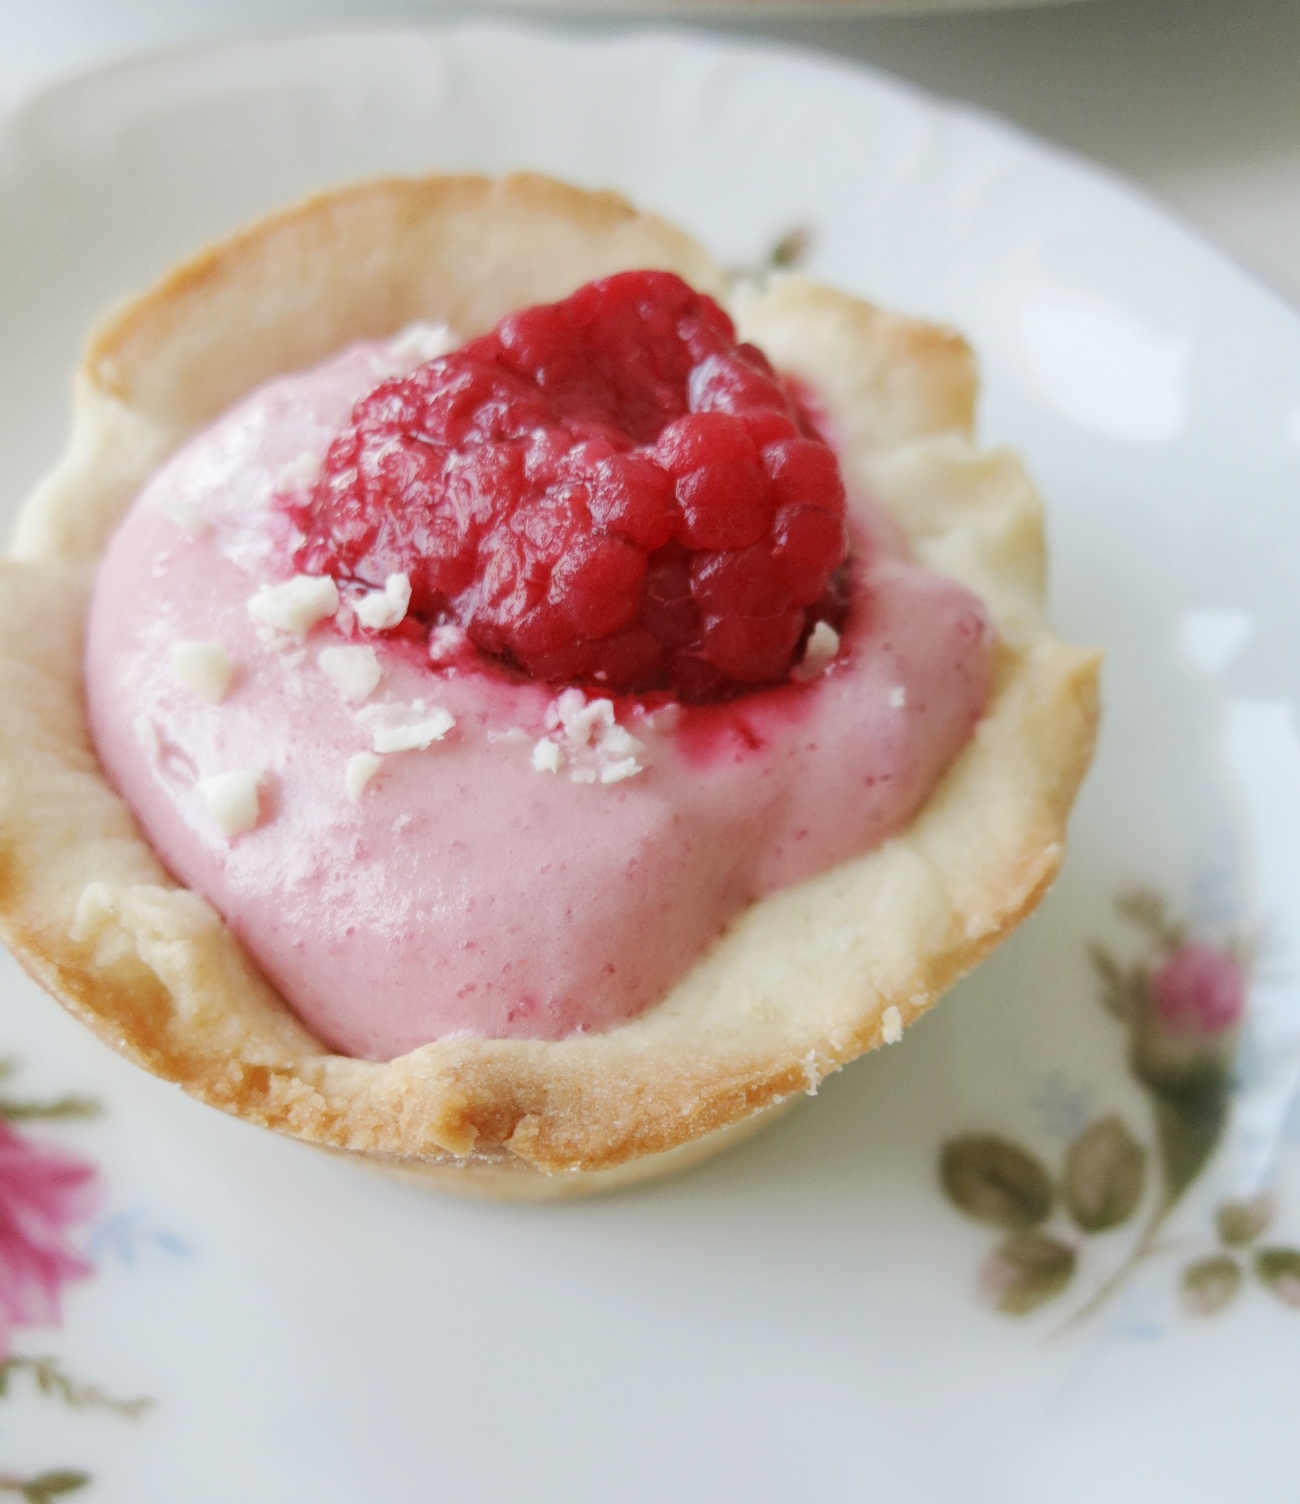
2,0,1299,311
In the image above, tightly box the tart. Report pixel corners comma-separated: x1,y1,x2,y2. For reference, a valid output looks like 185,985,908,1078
0,174,1100,1198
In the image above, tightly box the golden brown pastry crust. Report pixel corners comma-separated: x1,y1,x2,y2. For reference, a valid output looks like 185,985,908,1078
0,174,1100,1195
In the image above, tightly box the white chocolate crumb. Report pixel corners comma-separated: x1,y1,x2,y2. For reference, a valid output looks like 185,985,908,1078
160,498,212,535
532,738,563,773
354,573,411,631
881,1005,903,1044
888,685,907,710
345,752,382,802
248,574,339,635
133,715,160,759
599,757,642,784
358,700,455,753
644,702,682,733
548,688,615,746
574,698,616,745
597,724,645,761
197,769,262,838
488,727,531,747
274,451,321,493
791,621,840,683
387,321,458,365
170,641,234,704
318,645,382,703
544,688,576,733
428,623,466,662
545,689,649,782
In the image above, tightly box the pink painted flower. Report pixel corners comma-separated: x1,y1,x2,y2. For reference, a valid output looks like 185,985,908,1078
1149,942,1246,1037
0,1122,103,1360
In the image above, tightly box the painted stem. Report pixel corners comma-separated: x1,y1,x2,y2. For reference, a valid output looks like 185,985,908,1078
0,1356,151,1419
1050,1195,1176,1340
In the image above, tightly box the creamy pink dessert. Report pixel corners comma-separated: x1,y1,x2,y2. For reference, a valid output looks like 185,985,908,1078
85,275,993,1060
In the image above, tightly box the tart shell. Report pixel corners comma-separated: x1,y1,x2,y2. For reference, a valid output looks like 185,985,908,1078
0,174,1100,1196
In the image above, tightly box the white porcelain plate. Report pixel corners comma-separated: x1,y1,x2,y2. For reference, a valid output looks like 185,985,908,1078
2,25,1298,1503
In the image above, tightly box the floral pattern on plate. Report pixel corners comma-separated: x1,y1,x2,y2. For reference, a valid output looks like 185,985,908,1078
941,890,1300,1329
0,1061,151,1501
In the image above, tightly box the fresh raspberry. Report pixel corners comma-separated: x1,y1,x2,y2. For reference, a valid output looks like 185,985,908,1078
287,271,851,698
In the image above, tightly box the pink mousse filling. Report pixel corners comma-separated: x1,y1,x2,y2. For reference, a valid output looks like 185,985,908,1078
85,333,993,1060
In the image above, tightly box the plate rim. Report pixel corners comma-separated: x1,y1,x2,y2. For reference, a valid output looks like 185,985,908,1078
3,16,1297,340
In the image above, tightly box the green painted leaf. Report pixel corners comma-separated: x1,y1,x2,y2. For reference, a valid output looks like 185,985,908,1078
1254,1247,1300,1308
1181,1255,1242,1316
1116,888,1187,949
769,225,813,269
1063,1116,1147,1232
1216,1192,1275,1247
979,1233,1077,1315
940,1135,1053,1230
1089,946,1147,1023
22,1472,91,1503
1152,1087,1229,1202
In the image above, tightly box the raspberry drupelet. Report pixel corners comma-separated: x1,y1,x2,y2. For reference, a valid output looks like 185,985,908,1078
287,271,852,700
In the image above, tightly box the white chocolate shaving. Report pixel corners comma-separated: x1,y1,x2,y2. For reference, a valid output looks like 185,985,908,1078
597,724,645,762
274,451,321,493
643,703,681,734
248,574,339,635
428,623,467,662
170,641,234,704
354,574,411,631
345,752,382,802
532,738,563,773
544,688,648,783
599,758,641,785
358,700,454,753
197,770,262,838
318,646,382,703
552,689,615,746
